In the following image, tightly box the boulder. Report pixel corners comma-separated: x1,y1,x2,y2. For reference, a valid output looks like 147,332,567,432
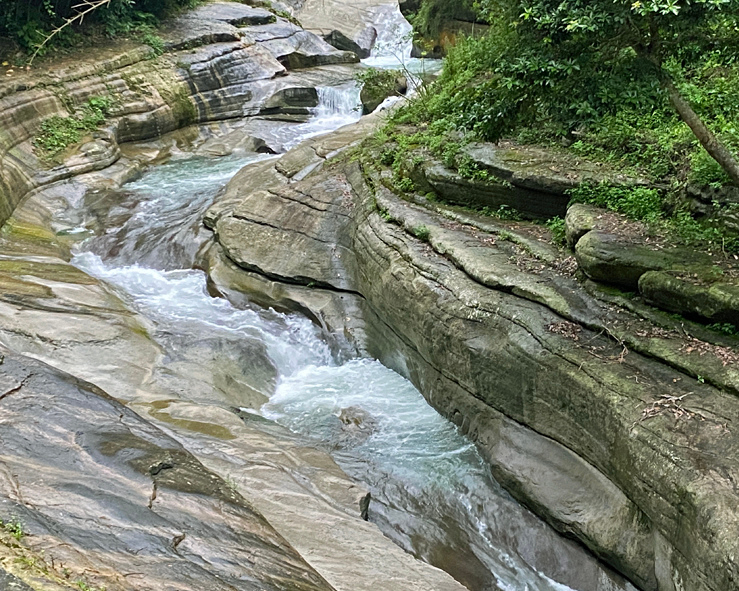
260,86,319,120
293,0,391,58
565,203,604,249
324,27,378,59
423,161,570,219
360,74,407,114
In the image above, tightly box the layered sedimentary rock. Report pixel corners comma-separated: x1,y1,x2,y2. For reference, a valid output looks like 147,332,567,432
288,0,401,58
208,121,739,591
0,2,359,227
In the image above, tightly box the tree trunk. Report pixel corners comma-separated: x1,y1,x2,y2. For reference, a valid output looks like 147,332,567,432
661,76,739,186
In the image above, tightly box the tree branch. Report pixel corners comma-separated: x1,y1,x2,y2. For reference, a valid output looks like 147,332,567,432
28,0,112,66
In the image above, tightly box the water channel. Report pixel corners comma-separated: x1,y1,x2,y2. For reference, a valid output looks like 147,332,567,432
45,7,639,591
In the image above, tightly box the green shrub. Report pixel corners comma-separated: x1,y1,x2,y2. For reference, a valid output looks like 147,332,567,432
546,217,566,246
567,182,739,252
568,184,664,224
406,0,478,37
356,68,402,93
34,96,114,158
395,177,415,193
140,31,165,57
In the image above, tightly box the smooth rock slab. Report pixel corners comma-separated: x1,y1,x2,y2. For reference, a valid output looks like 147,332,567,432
0,349,333,591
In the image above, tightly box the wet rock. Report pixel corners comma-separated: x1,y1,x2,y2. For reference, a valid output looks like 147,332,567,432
0,123,465,591
325,27,378,59
181,2,276,27
334,406,378,447
0,349,334,591
0,570,33,591
206,244,366,356
259,86,319,120
293,0,394,58
248,21,360,69
0,2,361,228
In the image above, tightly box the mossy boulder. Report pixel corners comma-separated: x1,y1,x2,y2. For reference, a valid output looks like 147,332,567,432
565,203,604,249
359,71,407,114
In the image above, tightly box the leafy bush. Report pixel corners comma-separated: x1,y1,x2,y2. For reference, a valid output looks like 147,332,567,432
546,217,566,246
398,0,739,185
140,31,164,57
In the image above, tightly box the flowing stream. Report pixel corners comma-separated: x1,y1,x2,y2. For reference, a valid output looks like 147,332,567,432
59,9,638,591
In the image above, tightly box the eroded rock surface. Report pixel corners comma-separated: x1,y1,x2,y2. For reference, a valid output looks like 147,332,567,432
209,121,739,591
0,1,359,228
290,0,400,58
0,349,334,591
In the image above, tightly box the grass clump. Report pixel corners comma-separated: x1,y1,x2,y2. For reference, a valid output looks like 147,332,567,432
33,96,114,158
568,184,664,224
76,580,106,591
140,31,165,58
412,224,431,242
1,518,25,540
480,204,521,221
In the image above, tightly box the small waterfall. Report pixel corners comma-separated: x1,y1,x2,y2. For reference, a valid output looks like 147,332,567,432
316,84,362,119
361,3,443,96
276,83,362,149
